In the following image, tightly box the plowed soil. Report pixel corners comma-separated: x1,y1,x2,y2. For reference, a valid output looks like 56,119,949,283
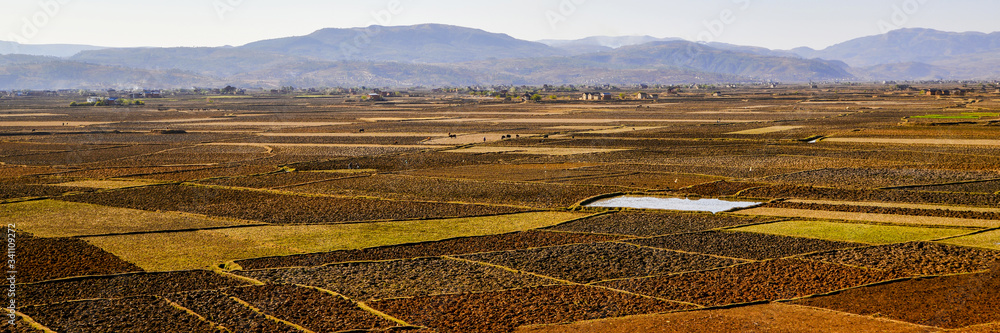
629,231,863,260
226,284,399,332
21,296,220,333
801,242,1000,276
460,242,742,284
237,257,556,301
370,285,693,333
599,259,901,307
236,230,624,270
546,211,771,237
21,270,249,306
794,269,1000,329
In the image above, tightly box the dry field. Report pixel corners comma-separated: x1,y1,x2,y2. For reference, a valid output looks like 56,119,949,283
5,90,1000,331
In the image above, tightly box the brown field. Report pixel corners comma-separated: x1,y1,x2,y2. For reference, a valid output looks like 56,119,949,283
726,125,804,135
824,137,1000,146
517,303,936,333
733,207,1000,228
6,89,1000,331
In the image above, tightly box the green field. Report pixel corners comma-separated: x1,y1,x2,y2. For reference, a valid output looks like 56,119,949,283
732,220,975,245
937,229,1000,250
1,200,254,237
84,211,588,271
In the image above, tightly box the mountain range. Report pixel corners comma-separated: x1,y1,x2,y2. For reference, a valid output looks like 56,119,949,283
1,25,998,90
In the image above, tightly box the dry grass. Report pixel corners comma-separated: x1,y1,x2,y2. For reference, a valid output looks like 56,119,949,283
733,220,973,245
84,211,586,271
824,138,1000,146
938,230,1000,250
581,127,665,134
733,207,1000,228
787,199,1000,213
0,113,66,117
203,142,447,149
50,180,160,189
259,132,453,137
424,133,541,145
1,200,253,237
515,303,932,333
726,126,803,135
0,121,115,126
183,122,353,126
442,146,628,156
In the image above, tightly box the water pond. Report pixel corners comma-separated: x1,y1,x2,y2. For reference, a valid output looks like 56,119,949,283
585,196,762,213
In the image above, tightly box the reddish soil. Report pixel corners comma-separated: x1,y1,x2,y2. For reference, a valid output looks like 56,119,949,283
679,181,768,196
165,290,301,333
794,269,1000,329
21,270,249,307
803,242,1000,276
516,303,939,333
58,184,525,224
459,242,742,284
237,257,556,301
19,235,142,283
546,211,770,237
370,285,693,333
629,231,863,260
226,284,399,332
766,201,1000,220
740,185,1000,207
21,296,220,333
236,230,624,270
598,259,901,307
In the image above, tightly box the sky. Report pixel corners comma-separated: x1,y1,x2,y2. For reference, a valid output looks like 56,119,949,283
3,0,1000,50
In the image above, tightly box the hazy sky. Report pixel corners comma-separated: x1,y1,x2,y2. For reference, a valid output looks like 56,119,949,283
4,0,999,50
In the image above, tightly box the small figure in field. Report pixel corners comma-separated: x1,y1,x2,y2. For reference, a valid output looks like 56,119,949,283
359,128,365,133
484,137,487,142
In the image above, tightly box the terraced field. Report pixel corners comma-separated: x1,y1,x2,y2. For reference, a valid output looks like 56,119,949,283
5,91,1000,332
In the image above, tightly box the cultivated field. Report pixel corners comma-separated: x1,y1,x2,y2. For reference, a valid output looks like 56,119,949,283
3,87,1000,332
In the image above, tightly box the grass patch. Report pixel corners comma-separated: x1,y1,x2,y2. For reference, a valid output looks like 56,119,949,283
938,229,1000,250
50,180,160,189
734,207,1000,228
732,220,973,245
0,200,253,237
84,211,586,271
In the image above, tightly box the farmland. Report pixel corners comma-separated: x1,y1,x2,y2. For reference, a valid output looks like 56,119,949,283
4,87,1000,331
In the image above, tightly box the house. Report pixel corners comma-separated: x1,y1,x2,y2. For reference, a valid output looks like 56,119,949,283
367,93,385,101
636,92,653,100
86,97,102,103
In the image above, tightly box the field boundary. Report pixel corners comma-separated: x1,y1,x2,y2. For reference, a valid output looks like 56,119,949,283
14,312,56,333
880,177,1000,191
162,296,234,333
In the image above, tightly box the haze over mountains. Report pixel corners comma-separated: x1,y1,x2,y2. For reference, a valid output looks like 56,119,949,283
1,24,998,89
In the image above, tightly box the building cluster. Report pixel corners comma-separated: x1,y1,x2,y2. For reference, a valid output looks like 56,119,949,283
924,89,967,96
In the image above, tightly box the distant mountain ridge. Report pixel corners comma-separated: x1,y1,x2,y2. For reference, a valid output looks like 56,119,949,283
1,25,998,89
0,41,105,58
240,24,566,63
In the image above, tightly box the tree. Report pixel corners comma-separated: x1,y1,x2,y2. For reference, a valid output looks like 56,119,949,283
531,94,542,101
222,85,237,95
